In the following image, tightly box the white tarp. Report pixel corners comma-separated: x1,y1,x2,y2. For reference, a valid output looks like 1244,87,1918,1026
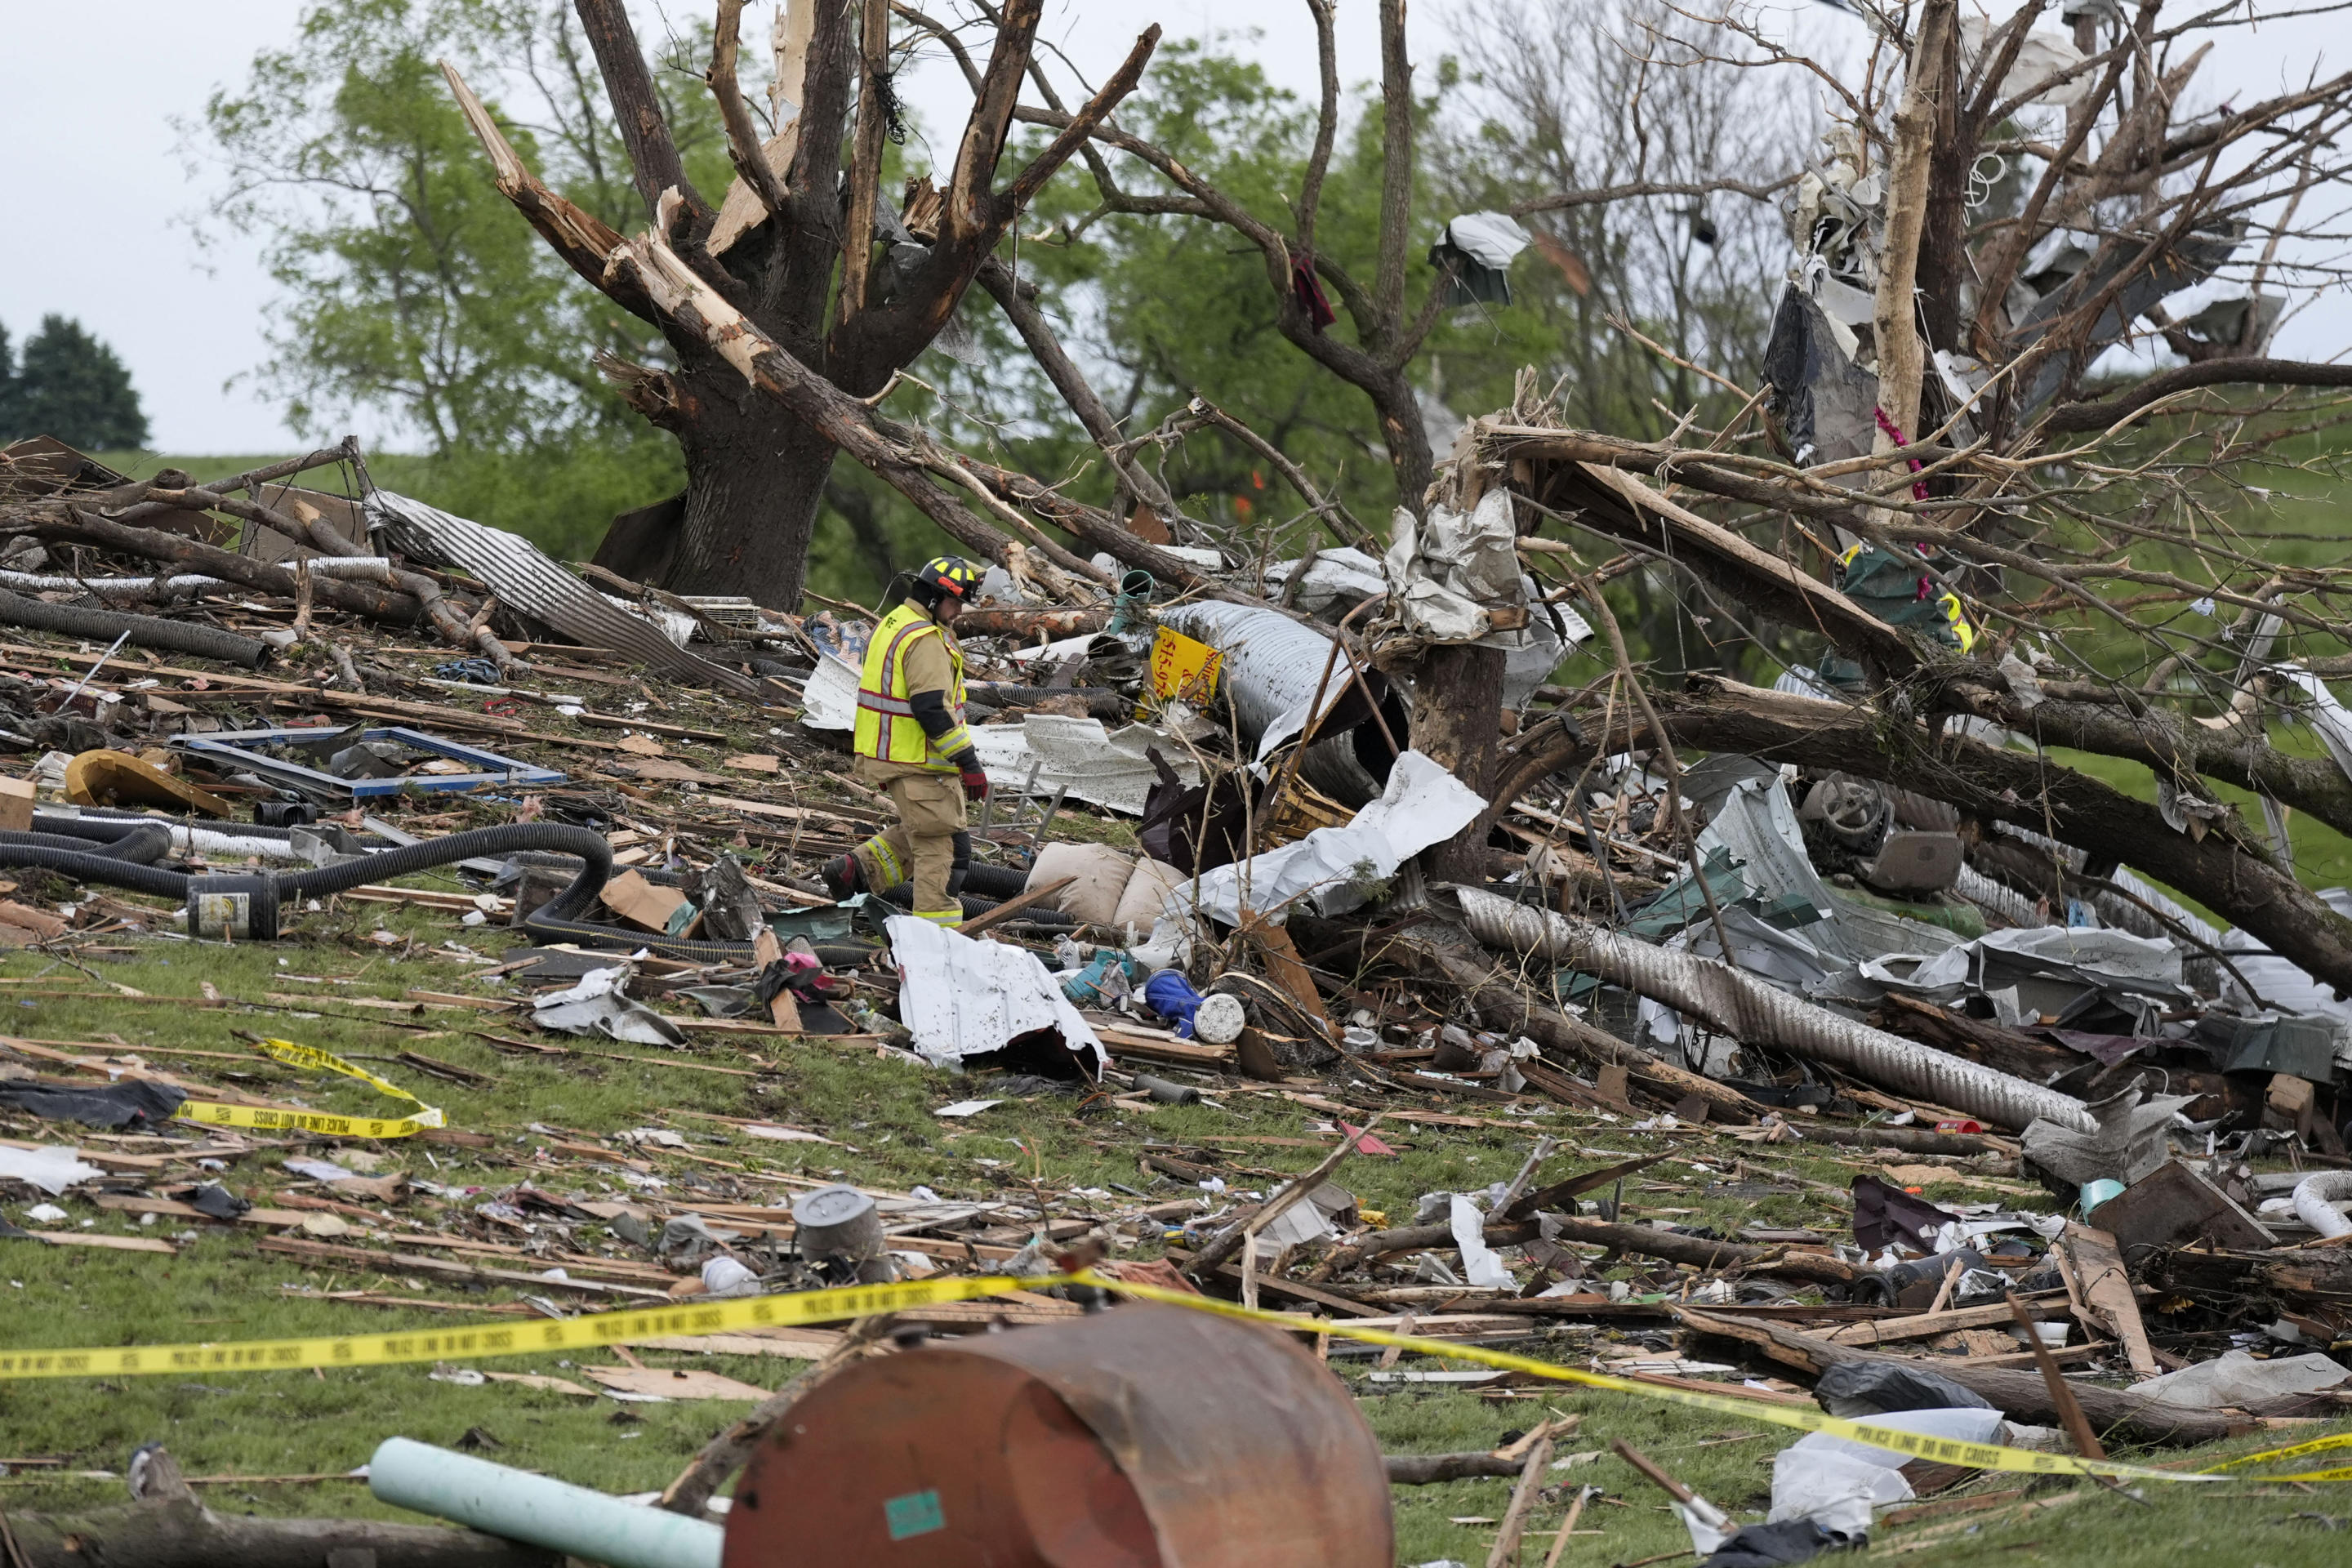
2136,1348,2350,1407
1178,750,1486,924
1958,9,2091,109
0,1144,104,1196
1445,211,1533,270
1450,1193,1516,1288
970,713,1200,817
887,915,1108,1075
1769,1408,2004,1538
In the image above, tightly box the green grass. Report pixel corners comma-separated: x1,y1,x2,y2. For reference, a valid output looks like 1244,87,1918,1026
2,898,2347,1564
4,451,2349,1559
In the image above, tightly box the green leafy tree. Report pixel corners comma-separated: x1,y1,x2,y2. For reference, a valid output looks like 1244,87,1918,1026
2,315,151,449
193,0,734,557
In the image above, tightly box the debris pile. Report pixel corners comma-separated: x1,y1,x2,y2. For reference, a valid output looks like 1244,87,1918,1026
8,0,2352,1549
2,419,2351,1559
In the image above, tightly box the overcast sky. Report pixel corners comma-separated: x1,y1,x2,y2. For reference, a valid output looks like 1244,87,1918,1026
2,1,2341,455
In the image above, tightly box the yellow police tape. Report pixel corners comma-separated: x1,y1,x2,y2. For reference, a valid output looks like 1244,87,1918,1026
1094,1278,2208,1486
2199,1428,2352,1482
0,1263,2287,1486
3,1261,2344,1483
0,1273,1031,1380
171,1037,444,1139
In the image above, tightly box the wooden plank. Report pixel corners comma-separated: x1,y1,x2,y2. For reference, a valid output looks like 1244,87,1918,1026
0,1132,172,1173
2009,1292,2105,1459
256,1236,670,1299
341,887,508,913
571,712,728,742
1238,914,1335,1039
1823,1291,2071,1347
1200,1263,1388,1317
1096,1028,1236,1067
26,1231,176,1254
2062,1221,2159,1378
629,1329,844,1359
958,876,1074,935
89,1195,309,1228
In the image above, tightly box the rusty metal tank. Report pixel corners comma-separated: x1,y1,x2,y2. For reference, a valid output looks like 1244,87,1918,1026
719,1303,1392,1566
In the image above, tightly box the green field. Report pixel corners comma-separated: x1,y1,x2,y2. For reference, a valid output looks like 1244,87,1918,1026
0,908,2341,1566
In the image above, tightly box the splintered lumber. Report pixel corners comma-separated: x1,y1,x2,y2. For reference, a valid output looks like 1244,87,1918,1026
957,875,1074,934
1321,1214,1857,1286
2009,1290,2105,1460
1823,1293,2071,1347
2060,1221,2160,1378
1673,1305,2239,1446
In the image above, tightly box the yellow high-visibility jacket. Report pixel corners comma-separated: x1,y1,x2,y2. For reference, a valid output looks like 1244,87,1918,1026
853,601,971,771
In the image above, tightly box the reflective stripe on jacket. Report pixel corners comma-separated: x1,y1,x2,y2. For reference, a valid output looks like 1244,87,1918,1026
853,602,969,770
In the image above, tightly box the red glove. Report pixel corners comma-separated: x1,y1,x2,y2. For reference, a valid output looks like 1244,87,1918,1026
960,767,991,803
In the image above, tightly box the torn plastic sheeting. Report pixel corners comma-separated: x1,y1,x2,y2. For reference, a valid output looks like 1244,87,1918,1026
1771,1407,2005,1541
1263,548,1388,616
2271,665,2352,782
363,490,762,699
1178,751,1485,926
1384,488,1527,643
885,914,1107,1076
2218,887,2352,1026
1763,284,1881,470
1159,600,1405,806
1812,1362,1994,1418
1445,212,1533,271
970,713,1199,817
1905,925,2189,1033
1957,11,2091,107
1450,884,2096,1134
1450,1194,1515,1288
1430,212,1531,307
532,965,688,1048
0,1079,185,1129
2135,1349,2350,1408
0,1145,105,1195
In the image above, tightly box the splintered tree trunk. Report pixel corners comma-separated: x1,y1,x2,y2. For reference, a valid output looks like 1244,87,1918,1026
1414,642,1508,882
1,1497,553,1568
662,386,839,609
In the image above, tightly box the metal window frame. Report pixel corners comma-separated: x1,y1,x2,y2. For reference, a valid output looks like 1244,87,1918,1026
176,725,564,800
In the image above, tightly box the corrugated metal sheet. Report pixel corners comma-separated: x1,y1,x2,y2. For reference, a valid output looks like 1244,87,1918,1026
365,491,763,698
1160,601,1405,805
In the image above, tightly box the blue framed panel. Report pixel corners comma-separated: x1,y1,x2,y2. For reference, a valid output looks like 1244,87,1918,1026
176,725,565,800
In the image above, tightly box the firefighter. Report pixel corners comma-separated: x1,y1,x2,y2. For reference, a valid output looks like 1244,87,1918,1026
822,557,988,924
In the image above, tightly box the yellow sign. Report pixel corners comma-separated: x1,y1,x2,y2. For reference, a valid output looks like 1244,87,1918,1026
1146,627,1223,706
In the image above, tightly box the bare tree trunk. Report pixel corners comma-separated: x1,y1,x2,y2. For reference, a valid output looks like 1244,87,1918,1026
663,389,837,606
0,1496,551,1568
1414,642,1509,880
